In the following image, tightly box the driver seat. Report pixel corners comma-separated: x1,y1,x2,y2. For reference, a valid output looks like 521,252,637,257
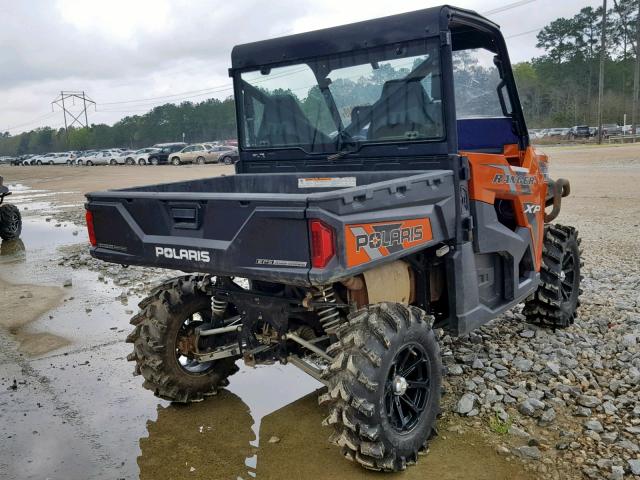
368,79,435,140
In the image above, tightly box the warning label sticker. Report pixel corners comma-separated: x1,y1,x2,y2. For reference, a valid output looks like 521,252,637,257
298,177,357,188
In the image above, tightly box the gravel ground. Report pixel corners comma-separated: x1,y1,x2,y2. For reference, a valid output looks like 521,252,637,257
1,145,639,478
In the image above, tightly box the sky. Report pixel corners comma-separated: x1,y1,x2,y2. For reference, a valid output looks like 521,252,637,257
1,0,602,134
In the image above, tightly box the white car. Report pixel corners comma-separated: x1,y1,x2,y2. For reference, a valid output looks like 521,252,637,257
75,151,99,166
109,150,134,165
84,149,122,166
125,147,161,166
24,155,42,165
33,152,72,165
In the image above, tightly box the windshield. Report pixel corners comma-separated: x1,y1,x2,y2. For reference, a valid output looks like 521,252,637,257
238,38,443,154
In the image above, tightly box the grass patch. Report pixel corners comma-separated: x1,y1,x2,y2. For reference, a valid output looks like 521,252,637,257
488,413,512,435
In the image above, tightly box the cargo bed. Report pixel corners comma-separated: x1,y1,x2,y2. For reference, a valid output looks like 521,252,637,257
86,171,456,286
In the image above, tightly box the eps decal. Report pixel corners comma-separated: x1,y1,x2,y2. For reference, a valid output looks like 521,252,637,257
345,218,432,267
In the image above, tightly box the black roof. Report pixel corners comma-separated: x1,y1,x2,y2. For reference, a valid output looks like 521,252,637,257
230,5,500,71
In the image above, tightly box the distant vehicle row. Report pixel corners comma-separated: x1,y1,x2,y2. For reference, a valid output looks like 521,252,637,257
529,124,627,140
1,142,238,166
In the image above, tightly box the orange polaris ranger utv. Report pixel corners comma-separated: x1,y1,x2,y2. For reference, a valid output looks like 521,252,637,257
86,5,581,472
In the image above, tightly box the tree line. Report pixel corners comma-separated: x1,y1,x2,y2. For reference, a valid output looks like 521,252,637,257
2,1,639,156
515,0,640,128
0,97,236,156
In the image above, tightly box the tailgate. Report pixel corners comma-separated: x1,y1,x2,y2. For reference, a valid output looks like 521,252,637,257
87,192,311,285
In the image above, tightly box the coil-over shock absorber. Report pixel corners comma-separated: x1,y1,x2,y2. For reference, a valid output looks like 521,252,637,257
313,285,342,334
211,296,228,319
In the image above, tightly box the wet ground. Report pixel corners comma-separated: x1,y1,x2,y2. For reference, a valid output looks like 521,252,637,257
6,158,624,479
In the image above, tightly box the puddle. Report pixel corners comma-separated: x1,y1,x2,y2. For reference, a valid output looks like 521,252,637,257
4,184,78,215
0,183,534,480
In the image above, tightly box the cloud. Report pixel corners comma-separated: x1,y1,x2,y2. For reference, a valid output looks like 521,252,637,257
1,0,601,132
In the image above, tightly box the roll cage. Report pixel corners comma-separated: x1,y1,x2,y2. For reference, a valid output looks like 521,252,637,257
229,5,528,171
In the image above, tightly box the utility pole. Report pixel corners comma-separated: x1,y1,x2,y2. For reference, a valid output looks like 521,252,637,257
597,0,608,145
633,0,640,138
51,91,96,143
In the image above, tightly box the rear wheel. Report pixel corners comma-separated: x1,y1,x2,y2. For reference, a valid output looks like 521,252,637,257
126,275,240,402
223,156,233,165
0,204,22,241
196,156,205,165
320,303,441,472
86,160,93,166
110,159,118,166
77,160,83,166
36,160,43,165
149,157,159,166
49,160,54,165
524,224,583,329
138,158,146,166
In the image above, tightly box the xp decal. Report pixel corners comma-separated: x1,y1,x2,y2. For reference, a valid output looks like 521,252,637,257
524,203,541,214
345,218,432,267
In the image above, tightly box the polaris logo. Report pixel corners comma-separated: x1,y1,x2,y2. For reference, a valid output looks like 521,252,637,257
155,246,210,263
355,225,423,252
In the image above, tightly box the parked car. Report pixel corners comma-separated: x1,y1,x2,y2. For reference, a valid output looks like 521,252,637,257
208,145,239,164
147,143,187,165
568,125,590,140
75,151,99,166
601,124,622,138
125,147,161,166
103,149,134,166
169,144,218,165
86,149,123,166
545,128,567,139
34,153,61,165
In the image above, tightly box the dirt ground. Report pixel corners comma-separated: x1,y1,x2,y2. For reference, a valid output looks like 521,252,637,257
0,145,638,479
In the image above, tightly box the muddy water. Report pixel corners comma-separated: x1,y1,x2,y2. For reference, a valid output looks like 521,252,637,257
0,189,533,480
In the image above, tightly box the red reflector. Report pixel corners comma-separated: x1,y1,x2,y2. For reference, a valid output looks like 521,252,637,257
310,219,335,268
86,210,97,247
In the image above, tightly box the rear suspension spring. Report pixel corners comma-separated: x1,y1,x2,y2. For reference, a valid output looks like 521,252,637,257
211,296,228,318
313,285,342,334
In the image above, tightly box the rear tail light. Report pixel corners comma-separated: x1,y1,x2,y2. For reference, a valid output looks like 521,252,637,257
86,210,97,247
309,219,335,268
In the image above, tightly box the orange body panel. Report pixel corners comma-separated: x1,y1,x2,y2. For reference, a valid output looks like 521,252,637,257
461,145,549,271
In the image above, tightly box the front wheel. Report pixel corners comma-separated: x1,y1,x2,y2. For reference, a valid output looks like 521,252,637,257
149,157,159,166
320,303,441,472
524,224,583,329
126,275,240,402
110,159,118,166
222,156,233,165
171,157,181,166
0,204,22,241
86,160,93,166
36,160,43,165
138,158,146,166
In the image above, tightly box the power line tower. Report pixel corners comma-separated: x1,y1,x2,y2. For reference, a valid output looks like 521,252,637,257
51,91,96,135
